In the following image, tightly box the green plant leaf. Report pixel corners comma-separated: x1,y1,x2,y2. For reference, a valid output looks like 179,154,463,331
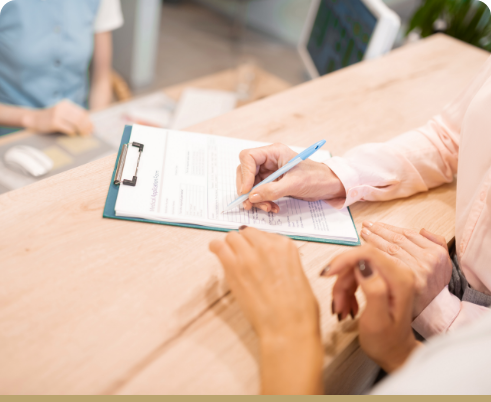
407,0,447,37
407,0,491,51
464,5,489,44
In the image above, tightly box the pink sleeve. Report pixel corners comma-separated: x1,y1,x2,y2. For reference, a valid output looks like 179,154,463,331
324,55,491,209
412,286,489,339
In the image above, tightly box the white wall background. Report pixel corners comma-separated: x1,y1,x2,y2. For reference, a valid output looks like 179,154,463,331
113,0,162,89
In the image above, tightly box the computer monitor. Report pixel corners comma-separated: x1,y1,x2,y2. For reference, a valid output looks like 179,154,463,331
299,0,400,78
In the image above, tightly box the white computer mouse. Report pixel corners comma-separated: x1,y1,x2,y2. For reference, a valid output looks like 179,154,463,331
4,145,54,177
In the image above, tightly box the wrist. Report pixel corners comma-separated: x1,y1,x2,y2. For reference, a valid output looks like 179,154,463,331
259,318,321,347
381,340,422,374
260,329,322,352
259,326,323,372
20,108,38,130
259,332,324,395
320,163,346,199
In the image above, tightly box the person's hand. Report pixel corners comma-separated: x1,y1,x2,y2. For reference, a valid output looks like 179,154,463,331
209,226,320,342
236,143,346,213
22,99,93,137
209,226,323,395
326,245,421,373
360,222,452,318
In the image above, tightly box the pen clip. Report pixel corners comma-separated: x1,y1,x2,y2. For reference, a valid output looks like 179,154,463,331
297,140,326,161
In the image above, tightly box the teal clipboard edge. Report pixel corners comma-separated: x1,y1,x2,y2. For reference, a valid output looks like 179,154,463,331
102,125,361,247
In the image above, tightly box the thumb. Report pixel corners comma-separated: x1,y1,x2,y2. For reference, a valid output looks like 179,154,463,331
355,266,392,329
238,149,261,195
420,228,448,251
239,161,257,195
249,179,291,203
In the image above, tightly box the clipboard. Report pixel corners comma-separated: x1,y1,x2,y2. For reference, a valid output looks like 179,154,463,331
103,125,361,246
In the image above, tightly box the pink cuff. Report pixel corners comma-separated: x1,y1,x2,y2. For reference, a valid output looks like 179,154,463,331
450,301,490,331
324,157,364,209
412,286,461,339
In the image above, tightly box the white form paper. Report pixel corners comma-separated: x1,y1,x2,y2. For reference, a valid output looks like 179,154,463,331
115,125,358,242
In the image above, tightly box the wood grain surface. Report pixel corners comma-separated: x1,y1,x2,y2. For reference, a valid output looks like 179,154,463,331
0,35,487,394
163,65,292,106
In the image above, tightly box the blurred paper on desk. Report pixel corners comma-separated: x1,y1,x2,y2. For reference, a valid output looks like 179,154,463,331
170,88,237,130
91,92,175,148
236,58,258,102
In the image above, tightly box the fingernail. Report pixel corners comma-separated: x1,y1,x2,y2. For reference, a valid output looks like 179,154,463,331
250,194,261,203
337,313,342,322
363,221,373,227
361,228,371,237
331,300,335,314
239,225,248,231
320,265,331,276
358,260,373,278
350,310,355,319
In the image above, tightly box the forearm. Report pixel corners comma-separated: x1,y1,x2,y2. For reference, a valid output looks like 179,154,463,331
90,31,113,111
260,334,324,395
89,75,112,111
324,123,458,209
0,103,35,128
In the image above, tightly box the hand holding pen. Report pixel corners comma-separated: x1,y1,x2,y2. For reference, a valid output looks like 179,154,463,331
232,142,346,214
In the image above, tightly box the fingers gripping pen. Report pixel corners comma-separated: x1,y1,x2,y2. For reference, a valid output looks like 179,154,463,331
222,140,326,213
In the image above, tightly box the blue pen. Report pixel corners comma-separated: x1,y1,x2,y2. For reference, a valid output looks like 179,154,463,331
222,139,327,213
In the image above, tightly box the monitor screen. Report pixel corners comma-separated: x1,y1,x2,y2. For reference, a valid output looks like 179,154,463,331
307,0,377,75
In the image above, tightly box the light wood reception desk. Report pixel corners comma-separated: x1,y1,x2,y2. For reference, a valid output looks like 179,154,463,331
0,35,488,394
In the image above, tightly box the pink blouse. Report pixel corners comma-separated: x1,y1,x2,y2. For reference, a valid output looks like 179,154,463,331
324,55,491,339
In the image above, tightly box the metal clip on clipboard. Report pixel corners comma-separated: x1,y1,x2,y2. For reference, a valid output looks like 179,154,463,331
114,142,144,186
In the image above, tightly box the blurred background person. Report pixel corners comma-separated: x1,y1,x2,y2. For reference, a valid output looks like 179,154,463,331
0,0,123,136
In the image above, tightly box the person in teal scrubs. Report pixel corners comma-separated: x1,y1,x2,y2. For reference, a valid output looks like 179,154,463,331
0,0,123,136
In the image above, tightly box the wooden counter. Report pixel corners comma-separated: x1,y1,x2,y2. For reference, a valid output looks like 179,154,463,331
0,35,487,394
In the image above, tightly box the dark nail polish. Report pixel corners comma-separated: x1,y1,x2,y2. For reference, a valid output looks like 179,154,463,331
358,260,373,278
331,300,335,315
350,310,355,319
337,313,342,322
239,225,248,231
320,265,331,276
